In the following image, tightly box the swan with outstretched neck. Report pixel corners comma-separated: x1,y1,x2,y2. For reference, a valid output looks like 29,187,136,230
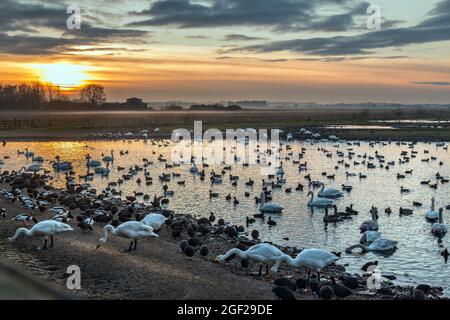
215,243,285,275
431,208,447,237
270,249,340,283
425,198,439,222
96,221,159,252
345,238,397,253
9,220,73,250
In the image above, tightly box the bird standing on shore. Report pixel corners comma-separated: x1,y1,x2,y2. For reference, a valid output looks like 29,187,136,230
9,220,73,250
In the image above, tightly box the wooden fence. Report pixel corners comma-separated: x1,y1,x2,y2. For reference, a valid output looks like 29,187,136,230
0,119,34,130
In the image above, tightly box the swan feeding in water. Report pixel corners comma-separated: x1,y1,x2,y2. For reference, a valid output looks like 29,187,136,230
425,197,439,222
431,208,447,238
9,220,73,250
270,249,340,283
360,230,381,244
258,192,283,213
215,243,285,275
96,221,159,252
318,182,342,198
345,238,398,253
307,191,334,208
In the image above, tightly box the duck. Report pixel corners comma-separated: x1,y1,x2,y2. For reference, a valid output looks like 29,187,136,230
96,221,159,252
9,220,73,250
425,197,439,222
267,217,277,226
12,213,38,225
215,243,285,276
431,208,447,238
345,238,398,253
307,191,333,208
259,192,283,213
270,249,340,283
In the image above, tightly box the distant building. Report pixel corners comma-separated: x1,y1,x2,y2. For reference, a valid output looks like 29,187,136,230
122,97,148,108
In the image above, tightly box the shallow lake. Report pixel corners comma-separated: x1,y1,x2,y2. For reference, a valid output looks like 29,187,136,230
1,139,449,293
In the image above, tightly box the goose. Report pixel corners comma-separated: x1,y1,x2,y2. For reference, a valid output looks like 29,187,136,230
271,249,340,283
431,208,447,237
24,148,34,158
345,238,397,253
360,231,381,244
96,221,159,252
8,220,73,250
141,213,167,231
323,207,340,223
258,192,283,213
307,191,333,208
318,183,342,198
425,197,439,222
360,208,379,233
215,243,285,275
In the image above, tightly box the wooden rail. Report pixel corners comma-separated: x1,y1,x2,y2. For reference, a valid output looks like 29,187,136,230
0,119,34,129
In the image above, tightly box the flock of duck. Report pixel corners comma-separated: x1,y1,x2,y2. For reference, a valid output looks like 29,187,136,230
1,132,450,299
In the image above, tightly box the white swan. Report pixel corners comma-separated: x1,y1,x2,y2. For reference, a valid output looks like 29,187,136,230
360,208,379,232
87,158,101,167
215,243,285,275
9,220,73,249
318,182,342,198
103,150,115,162
51,157,72,171
259,192,283,213
345,238,397,253
432,208,447,237
141,213,167,231
360,230,381,244
19,165,43,174
425,197,439,222
307,191,333,208
96,221,159,252
271,249,340,282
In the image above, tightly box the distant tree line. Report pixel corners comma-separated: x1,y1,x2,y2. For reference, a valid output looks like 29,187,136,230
0,82,68,109
0,82,106,110
189,104,242,111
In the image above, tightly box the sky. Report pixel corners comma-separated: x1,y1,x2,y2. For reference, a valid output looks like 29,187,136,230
1,0,450,103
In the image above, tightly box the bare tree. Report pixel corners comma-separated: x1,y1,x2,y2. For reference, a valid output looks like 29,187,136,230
80,84,106,105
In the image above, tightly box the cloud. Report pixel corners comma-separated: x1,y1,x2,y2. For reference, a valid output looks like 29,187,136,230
232,0,450,56
0,0,150,55
411,82,450,86
128,0,367,32
223,34,267,41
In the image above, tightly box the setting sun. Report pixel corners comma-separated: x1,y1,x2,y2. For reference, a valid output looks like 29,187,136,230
30,63,92,90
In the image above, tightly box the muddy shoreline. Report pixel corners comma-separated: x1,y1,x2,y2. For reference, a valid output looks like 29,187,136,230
0,173,445,300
